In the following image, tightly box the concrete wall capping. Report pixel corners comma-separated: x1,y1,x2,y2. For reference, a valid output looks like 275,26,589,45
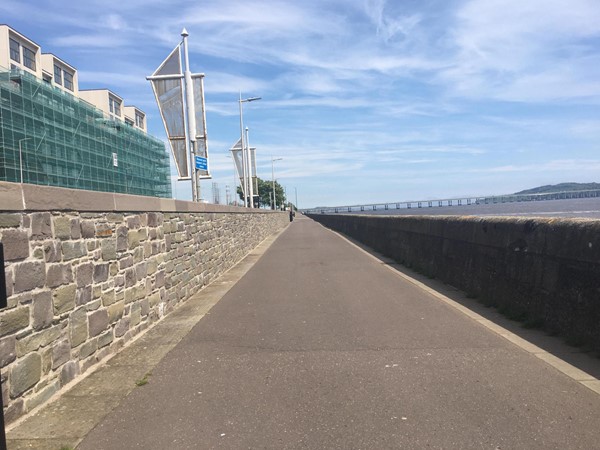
0,181,277,214
0,181,289,423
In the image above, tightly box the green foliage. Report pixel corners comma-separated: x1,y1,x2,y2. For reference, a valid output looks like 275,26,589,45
135,372,152,386
237,177,286,208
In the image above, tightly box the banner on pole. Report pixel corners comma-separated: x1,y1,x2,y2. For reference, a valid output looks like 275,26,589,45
148,45,189,179
192,75,210,178
230,138,256,192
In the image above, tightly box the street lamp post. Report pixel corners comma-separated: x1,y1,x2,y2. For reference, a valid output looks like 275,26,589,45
271,157,282,210
18,138,31,184
238,94,261,207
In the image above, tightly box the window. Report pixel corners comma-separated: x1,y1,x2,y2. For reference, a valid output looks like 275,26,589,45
54,65,62,85
125,118,134,126
9,38,20,63
22,46,36,71
109,96,121,116
63,71,73,91
135,112,144,128
43,74,51,84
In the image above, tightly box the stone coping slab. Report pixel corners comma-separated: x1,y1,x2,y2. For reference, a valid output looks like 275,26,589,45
0,181,276,214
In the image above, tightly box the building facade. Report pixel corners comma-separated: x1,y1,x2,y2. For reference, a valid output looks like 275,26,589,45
0,25,171,198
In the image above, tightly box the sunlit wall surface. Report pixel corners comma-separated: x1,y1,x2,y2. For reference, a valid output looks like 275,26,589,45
0,68,172,198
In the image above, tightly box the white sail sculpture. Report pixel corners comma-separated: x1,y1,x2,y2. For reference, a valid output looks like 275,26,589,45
147,29,210,201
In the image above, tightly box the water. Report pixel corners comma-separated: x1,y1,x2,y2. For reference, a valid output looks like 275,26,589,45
354,197,600,219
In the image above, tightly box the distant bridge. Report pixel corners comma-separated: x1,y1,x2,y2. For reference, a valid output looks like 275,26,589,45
302,189,600,214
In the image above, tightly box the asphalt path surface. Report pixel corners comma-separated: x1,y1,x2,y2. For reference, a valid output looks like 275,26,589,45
78,216,600,449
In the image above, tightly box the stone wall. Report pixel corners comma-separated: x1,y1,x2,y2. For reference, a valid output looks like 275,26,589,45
0,182,288,423
308,214,600,353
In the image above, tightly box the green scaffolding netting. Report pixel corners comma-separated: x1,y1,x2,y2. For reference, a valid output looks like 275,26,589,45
0,67,172,198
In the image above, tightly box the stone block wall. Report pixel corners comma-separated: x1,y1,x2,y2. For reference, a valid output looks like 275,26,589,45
0,182,288,423
308,214,600,353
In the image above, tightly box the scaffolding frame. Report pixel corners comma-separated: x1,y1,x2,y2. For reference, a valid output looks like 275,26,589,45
0,67,172,198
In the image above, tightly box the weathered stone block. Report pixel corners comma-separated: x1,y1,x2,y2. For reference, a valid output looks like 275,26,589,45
98,330,113,348
95,222,114,238
88,309,109,337
148,292,161,308
135,262,147,281
127,216,140,229
133,247,144,263
70,307,88,348
60,360,80,386
80,220,95,239
101,239,117,261
76,286,92,306
5,268,13,299
13,261,45,294
30,213,52,240
76,262,93,287
147,259,158,275
32,291,53,331
79,339,97,359
0,307,29,337
16,326,61,356
0,229,29,260
53,284,76,314
116,226,128,251
130,302,142,327
26,379,59,411
125,268,136,288
10,353,42,397
86,299,102,312
0,336,16,367
4,398,24,423
52,339,71,369
128,230,140,249
119,256,133,270
43,240,61,263
53,217,72,240
147,212,162,227
46,263,73,288
93,263,109,283
101,289,116,306
108,302,124,324
107,213,124,223
62,241,86,261
114,317,130,337
0,213,21,228
155,270,165,288
140,298,150,317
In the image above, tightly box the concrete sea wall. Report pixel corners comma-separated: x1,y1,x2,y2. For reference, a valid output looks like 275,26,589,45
0,182,288,423
308,214,600,353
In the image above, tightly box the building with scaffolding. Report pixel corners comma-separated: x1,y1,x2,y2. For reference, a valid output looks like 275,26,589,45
0,25,171,198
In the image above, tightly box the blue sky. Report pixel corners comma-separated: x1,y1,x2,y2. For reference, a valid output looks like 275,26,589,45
3,0,600,207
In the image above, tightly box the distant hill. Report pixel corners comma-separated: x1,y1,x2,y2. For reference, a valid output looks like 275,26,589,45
513,182,600,195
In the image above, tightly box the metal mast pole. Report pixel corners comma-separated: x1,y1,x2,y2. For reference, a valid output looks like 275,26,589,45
245,126,254,208
239,93,249,207
271,158,275,210
181,28,199,202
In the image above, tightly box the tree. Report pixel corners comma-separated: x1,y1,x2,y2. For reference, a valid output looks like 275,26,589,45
237,177,286,209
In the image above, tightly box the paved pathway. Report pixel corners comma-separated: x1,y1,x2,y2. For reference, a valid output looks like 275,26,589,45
9,216,600,449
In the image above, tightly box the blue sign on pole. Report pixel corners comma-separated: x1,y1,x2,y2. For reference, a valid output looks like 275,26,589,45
195,156,208,170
